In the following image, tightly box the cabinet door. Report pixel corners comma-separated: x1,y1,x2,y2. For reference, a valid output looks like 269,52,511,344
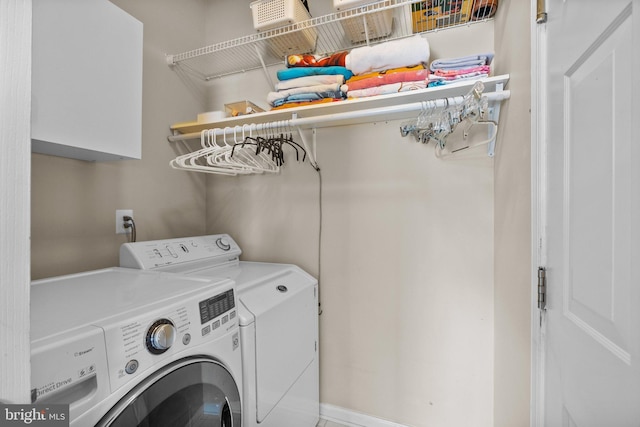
32,0,143,161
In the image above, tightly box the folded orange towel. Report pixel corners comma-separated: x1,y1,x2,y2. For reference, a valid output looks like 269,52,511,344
345,64,425,83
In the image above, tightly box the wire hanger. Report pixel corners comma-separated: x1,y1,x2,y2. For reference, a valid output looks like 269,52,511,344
398,81,496,157
172,119,309,175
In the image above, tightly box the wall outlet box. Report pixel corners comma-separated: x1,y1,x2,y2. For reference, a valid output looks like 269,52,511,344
116,209,133,234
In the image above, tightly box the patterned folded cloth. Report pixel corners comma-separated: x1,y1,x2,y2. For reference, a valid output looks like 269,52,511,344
427,73,489,87
271,91,345,108
347,80,427,99
275,74,344,91
286,51,348,68
276,66,354,82
271,98,341,110
342,68,429,93
267,83,343,105
429,53,494,71
346,64,425,83
432,65,490,77
429,71,489,82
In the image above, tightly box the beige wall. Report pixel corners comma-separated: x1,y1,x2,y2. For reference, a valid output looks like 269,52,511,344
493,1,532,426
29,1,533,425
31,0,209,279
204,6,497,425
206,123,495,427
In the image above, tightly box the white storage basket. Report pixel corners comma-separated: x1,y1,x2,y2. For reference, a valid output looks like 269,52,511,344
251,0,312,31
250,0,317,56
333,0,394,44
340,10,393,43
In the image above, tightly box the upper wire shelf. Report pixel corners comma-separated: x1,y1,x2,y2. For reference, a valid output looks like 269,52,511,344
166,0,497,81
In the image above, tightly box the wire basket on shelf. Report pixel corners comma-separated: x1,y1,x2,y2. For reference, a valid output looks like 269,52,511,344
334,0,394,43
250,0,318,57
410,0,498,33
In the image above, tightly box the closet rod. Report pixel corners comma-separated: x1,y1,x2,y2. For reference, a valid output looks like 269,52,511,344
167,90,510,143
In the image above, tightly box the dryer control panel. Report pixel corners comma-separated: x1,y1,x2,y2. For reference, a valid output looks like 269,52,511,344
120,234,242,271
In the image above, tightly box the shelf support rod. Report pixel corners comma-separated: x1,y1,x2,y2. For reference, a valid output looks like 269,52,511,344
296,127,319,170
293,113,319,170
363,14,371,45
255,45,275,89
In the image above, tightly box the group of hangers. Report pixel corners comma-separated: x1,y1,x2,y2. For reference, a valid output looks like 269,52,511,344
170,122,307,175
233,125,307,167
399,81,497,157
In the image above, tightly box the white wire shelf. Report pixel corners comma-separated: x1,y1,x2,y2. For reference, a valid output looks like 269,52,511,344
166,0,497,80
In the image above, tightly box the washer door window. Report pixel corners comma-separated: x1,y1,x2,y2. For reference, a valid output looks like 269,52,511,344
98,357,241,427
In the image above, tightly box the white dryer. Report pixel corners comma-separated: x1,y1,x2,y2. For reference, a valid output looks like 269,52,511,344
31,267,242,426
120,234,319,427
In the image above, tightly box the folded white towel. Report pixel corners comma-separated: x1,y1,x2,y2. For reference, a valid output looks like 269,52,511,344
345,35,430,76
275,74,344,91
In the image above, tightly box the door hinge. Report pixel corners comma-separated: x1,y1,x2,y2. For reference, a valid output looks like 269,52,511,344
536,0,547,23
537,267,547,310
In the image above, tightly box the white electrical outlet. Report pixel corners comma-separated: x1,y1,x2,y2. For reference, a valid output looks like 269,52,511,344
116,209,133,234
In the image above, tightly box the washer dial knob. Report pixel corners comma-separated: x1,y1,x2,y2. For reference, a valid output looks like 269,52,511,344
146,319,176,354
216,237,231,251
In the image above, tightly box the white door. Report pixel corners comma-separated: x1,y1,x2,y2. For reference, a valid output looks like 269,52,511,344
539,0,640,425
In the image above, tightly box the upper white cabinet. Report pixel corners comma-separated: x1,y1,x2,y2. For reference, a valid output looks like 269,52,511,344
31,0,143,161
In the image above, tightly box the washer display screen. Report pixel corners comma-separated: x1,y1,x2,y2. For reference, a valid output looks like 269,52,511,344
198,289,235,324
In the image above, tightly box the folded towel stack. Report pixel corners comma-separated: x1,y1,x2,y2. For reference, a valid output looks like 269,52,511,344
268,52,353,109
265,37,495,107
427,53,493,87
341,35,431,99
341,65,429,99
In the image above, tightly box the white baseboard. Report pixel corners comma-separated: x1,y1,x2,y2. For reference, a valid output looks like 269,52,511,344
320,403,410,427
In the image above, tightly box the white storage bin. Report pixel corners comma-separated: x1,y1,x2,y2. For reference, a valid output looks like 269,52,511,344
250,0,317,56
251,0,311,31
340,10,394,43
333,0,394,44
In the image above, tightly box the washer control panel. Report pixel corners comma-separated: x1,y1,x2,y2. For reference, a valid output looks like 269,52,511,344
120,234,241,270
102,285,239,393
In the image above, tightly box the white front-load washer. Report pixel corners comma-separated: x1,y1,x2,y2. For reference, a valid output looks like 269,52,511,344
120,234,320,427
31,267,242,426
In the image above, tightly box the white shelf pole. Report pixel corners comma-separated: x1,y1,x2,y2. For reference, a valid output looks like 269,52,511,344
255,44,275,89
167,90,511,143
486,82,504,157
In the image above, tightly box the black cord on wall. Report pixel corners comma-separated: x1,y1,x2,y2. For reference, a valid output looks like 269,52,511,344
310,160,323,316
123,215,136,242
